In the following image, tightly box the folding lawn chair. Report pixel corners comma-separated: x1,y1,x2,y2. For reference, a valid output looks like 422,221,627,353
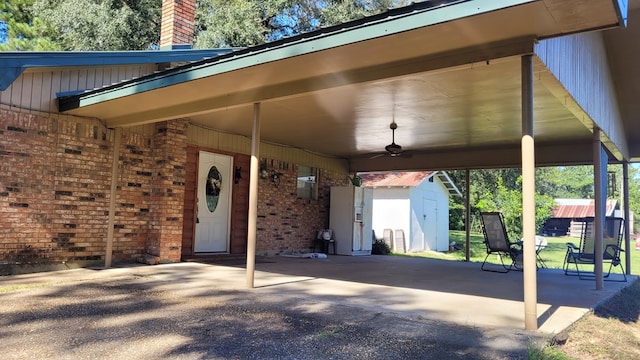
564,217,626,282
480,212,523,273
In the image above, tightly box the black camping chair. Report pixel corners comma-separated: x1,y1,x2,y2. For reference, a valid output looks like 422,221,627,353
564,217,626,282
480,212,523,273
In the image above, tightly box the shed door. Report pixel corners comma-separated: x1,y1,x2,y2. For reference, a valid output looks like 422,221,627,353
423,199,438,251
194,152,232,253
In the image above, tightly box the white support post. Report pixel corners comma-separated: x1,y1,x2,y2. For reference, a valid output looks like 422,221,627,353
246,103,261,288
105,127,121,269
465,169,471,262
623,162,631,274
521,54,537,331
593,128,605,290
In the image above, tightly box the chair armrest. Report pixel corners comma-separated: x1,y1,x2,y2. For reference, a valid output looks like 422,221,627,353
510,240,523,249
604,244,624,256
566,242,579,250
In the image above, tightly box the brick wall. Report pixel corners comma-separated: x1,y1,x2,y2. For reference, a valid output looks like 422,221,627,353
256,159,348,255
0,108,188,265
114,131,152,260
146,121,187,262
1,106,348,263
0,109,113,263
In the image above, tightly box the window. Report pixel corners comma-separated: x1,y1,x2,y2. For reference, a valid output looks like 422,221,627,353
297,165,318,200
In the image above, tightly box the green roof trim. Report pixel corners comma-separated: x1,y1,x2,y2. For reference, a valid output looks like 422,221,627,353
59,0,536,112
0,49,237,91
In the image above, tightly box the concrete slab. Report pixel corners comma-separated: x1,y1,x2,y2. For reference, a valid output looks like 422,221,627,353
0,254,634,359
246,255,633,334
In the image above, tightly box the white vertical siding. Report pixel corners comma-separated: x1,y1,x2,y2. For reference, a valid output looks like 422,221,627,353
186,123,349,174
0,64,157,115
535,32,627,159
409,176,451,252
371,188,411,247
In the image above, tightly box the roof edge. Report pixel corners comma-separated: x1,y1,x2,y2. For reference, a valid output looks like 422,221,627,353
0,48,239,91
59,0,536,112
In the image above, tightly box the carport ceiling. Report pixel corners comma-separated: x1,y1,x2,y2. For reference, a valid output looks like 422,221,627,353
60,0,626,169
186,56,587,159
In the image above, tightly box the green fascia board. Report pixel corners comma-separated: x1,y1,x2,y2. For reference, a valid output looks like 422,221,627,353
61,0,535,111
0,49,238,91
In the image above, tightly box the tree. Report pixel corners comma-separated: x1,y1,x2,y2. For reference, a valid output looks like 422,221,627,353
448,168,554,238
33,0,161,51
536,166,594,199
4,1,412,50
0,0,60,50
194,0,412,48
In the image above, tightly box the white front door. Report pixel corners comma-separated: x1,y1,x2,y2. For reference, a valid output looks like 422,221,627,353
195,152,233,253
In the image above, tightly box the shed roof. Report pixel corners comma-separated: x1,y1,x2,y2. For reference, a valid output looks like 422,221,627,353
360,171,434,187
359,171,462,196
552,198,618,218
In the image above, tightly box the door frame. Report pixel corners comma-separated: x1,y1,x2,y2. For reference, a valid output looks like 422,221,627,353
194,151,234,253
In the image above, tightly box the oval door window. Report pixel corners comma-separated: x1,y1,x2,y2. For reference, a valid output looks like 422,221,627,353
205,166,222,213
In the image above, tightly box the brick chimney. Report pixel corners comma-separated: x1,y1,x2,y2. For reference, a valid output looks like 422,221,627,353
160,0,196,50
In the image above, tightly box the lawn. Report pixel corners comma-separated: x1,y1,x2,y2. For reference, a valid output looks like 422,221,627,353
398,230,640,275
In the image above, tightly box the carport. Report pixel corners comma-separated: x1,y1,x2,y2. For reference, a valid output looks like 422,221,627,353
59,0,637,330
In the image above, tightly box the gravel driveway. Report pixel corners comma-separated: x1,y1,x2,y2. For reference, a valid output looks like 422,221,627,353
0,262,542,359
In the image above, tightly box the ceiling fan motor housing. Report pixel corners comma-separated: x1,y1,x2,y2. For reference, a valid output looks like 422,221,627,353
385,142,402,154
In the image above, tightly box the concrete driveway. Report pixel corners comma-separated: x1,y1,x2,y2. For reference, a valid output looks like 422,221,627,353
0,255,632,359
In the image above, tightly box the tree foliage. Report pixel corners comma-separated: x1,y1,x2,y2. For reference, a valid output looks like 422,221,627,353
33,0,161,51
449,164,640,238
448,169,554,240
0,0,60,50
3,0,411,50
194,0,412,48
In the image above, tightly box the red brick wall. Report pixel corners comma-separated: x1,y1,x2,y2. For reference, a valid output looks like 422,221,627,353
0,108,188,264
0,109,113,262
256,160,348,255
113,131,152,260
146,121,187,262
181,151,348,256
1,107,347,263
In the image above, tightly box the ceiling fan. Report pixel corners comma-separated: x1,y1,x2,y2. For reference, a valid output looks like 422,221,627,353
384,121,403,156
370,120,410,158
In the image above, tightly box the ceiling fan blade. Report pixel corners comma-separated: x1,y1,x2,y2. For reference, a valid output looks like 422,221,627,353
369,153,388,159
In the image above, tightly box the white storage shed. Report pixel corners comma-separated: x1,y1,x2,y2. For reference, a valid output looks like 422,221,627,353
360,171,461,252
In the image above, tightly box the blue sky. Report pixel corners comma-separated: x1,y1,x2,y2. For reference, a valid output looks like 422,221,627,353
0,21,7,43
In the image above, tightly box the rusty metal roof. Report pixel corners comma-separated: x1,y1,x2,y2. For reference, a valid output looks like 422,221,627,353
359,171,434,187
358,171,462,197
552,199,618,218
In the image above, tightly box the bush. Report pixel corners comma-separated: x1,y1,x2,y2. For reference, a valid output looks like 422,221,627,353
372,238,391,255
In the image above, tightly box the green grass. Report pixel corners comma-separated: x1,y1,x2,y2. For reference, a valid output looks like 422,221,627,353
397,230,640,274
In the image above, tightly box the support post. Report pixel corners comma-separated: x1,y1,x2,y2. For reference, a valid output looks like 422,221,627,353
105,127,122,268
521,54,537,331
623,162,631,274
465,169,471,262
593,128,605,290
246,103,261,288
